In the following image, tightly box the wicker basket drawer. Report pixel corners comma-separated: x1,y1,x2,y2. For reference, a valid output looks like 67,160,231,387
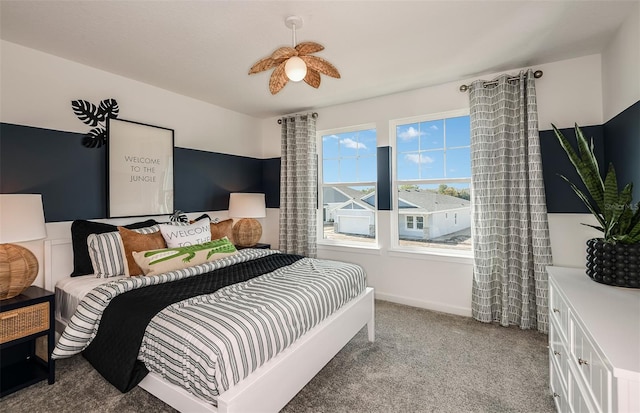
0,302,49,344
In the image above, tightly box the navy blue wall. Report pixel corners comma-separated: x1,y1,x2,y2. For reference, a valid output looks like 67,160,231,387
377,146,392,211
539,101,639,213
604,101,640,201
539,125,605,213
0,123,279,222
1,101,637,221
0,124,106,221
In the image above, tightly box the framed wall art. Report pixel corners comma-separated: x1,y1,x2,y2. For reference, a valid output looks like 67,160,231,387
107,118,174,218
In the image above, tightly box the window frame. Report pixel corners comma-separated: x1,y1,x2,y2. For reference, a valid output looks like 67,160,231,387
390,109,473,258
317,123,379,248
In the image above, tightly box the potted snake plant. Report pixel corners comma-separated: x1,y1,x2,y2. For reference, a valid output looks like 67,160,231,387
553,124,640,288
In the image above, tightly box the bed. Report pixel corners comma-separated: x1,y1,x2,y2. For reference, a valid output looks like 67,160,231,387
45,230,375,413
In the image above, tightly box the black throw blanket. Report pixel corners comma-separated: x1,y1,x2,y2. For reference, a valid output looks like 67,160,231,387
83,253,303,393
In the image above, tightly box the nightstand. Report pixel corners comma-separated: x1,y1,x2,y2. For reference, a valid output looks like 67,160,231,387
0,286,55,397
236,243,271,250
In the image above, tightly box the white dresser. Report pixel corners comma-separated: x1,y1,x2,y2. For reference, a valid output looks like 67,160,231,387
547,266,640,413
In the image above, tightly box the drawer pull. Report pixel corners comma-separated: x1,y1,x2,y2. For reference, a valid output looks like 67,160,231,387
552,308,560,313
578,358,589,366
553,350,561,356
0,312,19,320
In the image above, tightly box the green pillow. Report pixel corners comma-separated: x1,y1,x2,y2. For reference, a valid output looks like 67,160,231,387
132,237,237,276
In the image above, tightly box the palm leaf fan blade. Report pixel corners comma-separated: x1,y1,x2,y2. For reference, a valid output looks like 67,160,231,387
304,69,321,88
300,55,341,78
295,42,324,56
249,57,280,74
269,62,289,94
271,47,297,60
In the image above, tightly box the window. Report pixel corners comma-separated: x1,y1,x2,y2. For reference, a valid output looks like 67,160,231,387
391,110,471,253
407,216,414,229
318,125,377,245
406,215,424,230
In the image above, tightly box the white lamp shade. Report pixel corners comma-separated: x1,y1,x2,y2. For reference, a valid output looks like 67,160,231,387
0,194,47,243
228,193,266,218
285,56,307,82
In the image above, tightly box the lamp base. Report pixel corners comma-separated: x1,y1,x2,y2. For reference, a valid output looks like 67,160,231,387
0,243,39,300
232,218,263,247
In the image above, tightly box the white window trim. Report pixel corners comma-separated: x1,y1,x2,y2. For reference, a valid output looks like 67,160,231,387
390,108,473,259
317,123,378,248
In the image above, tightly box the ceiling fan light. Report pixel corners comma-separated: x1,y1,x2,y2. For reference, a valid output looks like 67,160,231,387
285,56,307,82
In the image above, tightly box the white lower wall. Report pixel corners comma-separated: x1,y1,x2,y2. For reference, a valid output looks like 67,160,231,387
29,209,598,315
316,212,599,317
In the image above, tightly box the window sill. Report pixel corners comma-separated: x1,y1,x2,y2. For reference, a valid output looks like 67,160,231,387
317,242,473,263
317,242,382,256
387,247,473,264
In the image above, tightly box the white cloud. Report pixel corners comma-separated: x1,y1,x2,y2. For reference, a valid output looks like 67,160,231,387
398,126,424,141
341,137,367,149
323,134,340,141
430,124,438,130
405,153,434,164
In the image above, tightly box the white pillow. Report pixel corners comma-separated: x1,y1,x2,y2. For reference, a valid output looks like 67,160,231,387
158,217,211,248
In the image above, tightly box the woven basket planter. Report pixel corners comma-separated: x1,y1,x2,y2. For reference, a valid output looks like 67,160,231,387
585,238,640,288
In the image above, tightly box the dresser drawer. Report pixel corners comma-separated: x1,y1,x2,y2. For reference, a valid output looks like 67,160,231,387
549,318,569,385
568,366,598,413
549,279,570,342
570,314,612,413
0,302,49,344
550,352,569,413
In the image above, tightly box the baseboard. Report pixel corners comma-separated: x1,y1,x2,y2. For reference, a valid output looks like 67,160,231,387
374,292,472,317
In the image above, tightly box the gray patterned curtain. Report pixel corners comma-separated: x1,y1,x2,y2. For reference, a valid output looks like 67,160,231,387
279,113,317,257
469,70,552,333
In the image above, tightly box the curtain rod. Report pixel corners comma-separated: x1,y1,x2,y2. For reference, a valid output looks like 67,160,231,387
459,70,543,92
277,112,318,124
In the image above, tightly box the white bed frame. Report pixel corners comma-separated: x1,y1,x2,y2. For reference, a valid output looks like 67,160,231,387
44,238,375,413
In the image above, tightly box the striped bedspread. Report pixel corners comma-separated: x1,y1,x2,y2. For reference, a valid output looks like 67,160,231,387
53,249,367,404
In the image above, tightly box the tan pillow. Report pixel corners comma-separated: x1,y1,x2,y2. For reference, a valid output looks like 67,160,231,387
133,237,238,276
211,219,234,244
118,226,167,276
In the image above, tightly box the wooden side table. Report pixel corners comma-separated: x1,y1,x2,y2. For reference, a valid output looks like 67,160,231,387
0,286,55,397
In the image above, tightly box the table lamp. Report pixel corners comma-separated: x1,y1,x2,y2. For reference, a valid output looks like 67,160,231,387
228,193,266,247
0,194,47,300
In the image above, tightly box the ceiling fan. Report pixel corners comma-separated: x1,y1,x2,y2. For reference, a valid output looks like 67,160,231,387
249,16,341,94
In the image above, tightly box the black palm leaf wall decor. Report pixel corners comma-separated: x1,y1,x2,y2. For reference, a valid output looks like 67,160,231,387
71,98,119,148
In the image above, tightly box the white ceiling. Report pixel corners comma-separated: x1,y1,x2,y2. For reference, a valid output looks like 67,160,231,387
0,1,636,119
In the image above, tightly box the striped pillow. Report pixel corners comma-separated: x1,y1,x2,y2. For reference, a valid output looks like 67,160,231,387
87,225,159,278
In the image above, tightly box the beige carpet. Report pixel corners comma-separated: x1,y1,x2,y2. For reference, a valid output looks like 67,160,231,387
0,300,555,413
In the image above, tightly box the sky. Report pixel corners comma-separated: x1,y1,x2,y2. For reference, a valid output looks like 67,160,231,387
322,115,470,184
